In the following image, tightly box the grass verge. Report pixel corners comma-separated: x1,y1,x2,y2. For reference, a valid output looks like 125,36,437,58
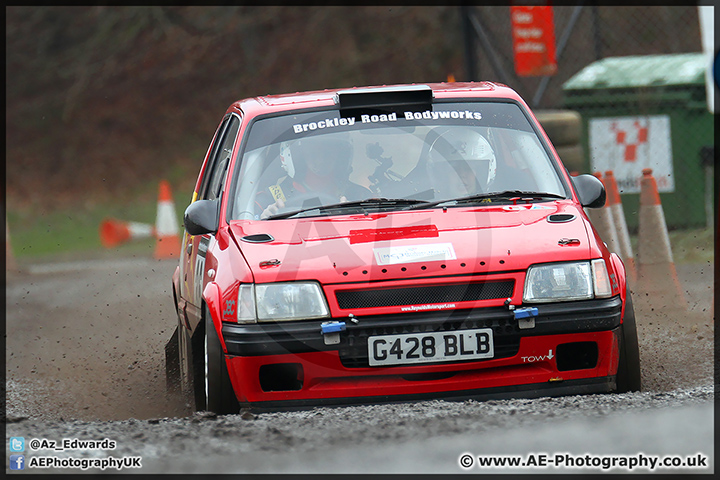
7,196,184,265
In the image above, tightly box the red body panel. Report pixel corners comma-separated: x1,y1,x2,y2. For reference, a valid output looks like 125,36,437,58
227,331,619,404
175,82,629,408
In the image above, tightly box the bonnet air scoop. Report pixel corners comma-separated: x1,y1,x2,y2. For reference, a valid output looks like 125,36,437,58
336,85,433,115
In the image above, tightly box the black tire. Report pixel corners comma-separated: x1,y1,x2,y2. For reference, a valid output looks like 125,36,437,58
194,305,239,414
616,292,642,393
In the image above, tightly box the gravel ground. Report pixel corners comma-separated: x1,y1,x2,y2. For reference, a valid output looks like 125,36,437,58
5,386,714,474
4,256,715,474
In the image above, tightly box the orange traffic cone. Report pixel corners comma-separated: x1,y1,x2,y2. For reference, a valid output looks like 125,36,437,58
585,172,621,255
636,168,686,312
153,180,181,259
604,170,636,285
100,218,155,248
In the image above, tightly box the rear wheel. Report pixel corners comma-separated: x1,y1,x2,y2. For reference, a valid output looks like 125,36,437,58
193,305,239,414
616,292,642,392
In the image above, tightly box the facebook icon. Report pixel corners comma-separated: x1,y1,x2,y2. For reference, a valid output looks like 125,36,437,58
9,455,25,470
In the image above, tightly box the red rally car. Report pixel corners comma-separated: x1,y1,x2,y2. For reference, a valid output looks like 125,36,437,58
165,82,641,414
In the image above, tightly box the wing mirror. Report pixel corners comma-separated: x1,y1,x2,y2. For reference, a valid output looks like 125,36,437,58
184,199,219,235
572,174,606,209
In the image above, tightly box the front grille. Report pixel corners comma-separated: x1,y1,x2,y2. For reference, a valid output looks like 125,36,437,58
338,313,521,368
336,281,514,310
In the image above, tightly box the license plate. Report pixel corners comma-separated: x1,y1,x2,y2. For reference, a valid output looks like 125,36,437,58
367,328,494,366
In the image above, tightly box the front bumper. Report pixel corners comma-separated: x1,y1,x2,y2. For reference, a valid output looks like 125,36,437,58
222,296,622,407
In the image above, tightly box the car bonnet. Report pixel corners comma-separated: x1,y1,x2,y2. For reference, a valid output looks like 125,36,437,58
228,202,594,284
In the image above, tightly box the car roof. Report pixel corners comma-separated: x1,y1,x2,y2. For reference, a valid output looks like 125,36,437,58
230,82,525,117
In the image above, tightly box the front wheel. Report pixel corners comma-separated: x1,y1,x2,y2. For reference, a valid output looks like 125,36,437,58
194,305,239,414
616,292,642,393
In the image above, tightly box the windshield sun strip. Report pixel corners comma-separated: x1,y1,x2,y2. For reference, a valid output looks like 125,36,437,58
230,99,572,222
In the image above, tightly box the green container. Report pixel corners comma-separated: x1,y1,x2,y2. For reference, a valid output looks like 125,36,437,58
562,53,714,230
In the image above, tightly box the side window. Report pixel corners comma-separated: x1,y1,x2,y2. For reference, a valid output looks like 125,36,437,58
199,115,241,201
197,117,228,199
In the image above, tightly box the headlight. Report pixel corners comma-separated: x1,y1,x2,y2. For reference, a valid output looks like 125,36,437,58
523,261,593,303
236,282,330,323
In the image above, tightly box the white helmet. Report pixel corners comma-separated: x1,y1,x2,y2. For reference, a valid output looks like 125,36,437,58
428,128,497,192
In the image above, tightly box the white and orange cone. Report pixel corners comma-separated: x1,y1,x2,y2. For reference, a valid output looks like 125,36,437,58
585,172,621,255
604,170,636,285
100,218,155,248
153,180,181,259
636,168,686,312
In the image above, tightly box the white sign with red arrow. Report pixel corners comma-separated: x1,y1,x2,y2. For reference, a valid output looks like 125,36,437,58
588,115,674,194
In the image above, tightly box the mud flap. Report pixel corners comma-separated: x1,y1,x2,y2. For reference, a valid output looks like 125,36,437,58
165,326,181,394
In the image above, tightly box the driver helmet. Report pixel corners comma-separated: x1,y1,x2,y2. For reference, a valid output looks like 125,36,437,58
428,128,497,193
283,134,353,180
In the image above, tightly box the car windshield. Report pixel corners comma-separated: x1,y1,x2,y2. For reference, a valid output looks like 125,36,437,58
229,101,569,220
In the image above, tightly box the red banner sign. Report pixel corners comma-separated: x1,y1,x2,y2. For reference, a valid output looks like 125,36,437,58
511,5,558,77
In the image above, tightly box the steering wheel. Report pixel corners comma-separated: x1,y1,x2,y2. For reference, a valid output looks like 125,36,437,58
278,192,339,213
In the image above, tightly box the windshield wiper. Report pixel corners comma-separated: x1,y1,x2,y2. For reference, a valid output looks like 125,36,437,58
265,197,432,220
405,190,566,211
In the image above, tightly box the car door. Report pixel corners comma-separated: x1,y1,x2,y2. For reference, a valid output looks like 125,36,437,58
180,113,241,331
